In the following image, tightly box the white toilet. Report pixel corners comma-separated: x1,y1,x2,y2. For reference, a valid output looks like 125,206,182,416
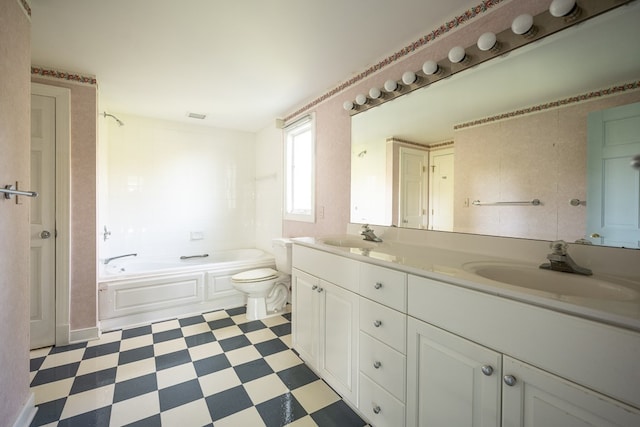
231,238,292,321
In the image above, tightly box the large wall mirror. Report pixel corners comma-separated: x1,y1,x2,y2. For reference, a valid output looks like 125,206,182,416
351,2,640,249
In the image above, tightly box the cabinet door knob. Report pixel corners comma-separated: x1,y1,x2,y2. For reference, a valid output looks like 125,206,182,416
311,285,318,290
317,287,323,293
374,282,383,290
481,365,494,376
503,375,517,386
373,320,382,327
373,361,382,369
372,405,381,414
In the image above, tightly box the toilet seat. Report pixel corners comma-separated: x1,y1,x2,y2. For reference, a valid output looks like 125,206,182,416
232,268,279,283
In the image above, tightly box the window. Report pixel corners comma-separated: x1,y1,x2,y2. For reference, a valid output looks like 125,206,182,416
284,114,315,222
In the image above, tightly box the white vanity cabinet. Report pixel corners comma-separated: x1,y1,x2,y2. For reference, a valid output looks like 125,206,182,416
291,246,360,404
408,274,640,427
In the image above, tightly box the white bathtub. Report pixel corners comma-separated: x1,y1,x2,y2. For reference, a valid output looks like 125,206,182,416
99,249,274,330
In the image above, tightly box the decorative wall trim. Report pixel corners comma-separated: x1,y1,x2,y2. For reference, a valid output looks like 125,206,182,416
17,0,31,17
283,0,505,121
454,80,640,130
387,137,454,150
31,66,98,86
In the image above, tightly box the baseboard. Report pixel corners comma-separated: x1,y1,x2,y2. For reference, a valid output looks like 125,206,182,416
69,326,100,343
12,393,36,427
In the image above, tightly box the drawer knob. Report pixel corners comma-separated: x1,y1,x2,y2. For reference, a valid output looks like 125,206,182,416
372,405,381,414
311,285,318,290
374,282,383,290
373,320,382,327
373,361,382,369
481,365,494,376
503,375,517,386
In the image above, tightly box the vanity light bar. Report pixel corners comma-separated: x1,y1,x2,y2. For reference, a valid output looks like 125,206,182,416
343,0,631,114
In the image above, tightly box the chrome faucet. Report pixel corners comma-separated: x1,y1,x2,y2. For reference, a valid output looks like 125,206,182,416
539,240,592,275
104,253,137,265
361,224,382,242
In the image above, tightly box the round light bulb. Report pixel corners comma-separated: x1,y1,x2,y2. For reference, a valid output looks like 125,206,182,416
511,14,534,35
384,79,399,92
549,0,577,17
343,100,354,111
369,87,382,99
402,71,417,85
477,32,497,51
422,60,439,75
448,46,466,63
355,94,368,105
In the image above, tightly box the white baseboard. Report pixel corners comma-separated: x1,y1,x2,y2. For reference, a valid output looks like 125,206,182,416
12,393,36,427
69,326,101,343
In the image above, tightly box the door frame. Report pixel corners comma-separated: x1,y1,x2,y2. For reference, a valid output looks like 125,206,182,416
31,82,71,346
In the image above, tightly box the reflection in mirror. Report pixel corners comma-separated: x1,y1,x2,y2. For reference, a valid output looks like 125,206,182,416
351,2,640,248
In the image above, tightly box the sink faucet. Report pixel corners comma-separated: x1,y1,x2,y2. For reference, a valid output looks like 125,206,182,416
539,240,592,275
361,224,382,242
104,253,137,265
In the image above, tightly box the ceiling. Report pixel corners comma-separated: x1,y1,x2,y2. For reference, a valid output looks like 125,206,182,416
30,0,480,132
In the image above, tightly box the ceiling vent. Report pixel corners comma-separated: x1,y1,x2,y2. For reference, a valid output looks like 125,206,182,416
187,112,206,120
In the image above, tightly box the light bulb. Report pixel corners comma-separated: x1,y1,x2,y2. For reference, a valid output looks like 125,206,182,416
549,0,577,17
384,79,399,92
402,71,417,85
477,32,497,52
343,100,354,111
422,60,439,75
369,87,382,99
448,46,466,63
355,94,368,105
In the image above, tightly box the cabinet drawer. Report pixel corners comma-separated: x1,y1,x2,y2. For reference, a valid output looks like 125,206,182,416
293,245,359,293
359,297,406,353
359,373,405,427
359,332,406,402
359,263,406,311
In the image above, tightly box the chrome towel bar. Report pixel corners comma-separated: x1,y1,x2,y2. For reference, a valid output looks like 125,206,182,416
180,254,209,260
1,184,38,199
472,199,540,206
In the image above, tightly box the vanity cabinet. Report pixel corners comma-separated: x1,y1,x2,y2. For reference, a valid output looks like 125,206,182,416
291,246,360,404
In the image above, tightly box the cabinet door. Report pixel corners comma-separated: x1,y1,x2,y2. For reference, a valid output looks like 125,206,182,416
407,318,501,427
292,269,319,365
319,279,359,404
502,356,640,427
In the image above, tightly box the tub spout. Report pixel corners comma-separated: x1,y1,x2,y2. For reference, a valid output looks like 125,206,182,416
104,253,137,265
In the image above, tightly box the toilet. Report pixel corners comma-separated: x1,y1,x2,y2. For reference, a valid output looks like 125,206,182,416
231,238,292,321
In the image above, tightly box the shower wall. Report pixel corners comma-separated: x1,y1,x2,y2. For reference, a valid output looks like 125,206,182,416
101,113,257,261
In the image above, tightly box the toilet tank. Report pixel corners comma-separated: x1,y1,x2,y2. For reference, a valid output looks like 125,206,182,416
272,238,293,274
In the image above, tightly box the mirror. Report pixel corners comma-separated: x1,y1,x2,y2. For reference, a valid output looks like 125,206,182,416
351,3,640,248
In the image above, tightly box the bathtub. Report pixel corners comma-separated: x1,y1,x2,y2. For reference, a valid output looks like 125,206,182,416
99,249,275,330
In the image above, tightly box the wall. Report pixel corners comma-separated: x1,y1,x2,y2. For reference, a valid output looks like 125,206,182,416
102,114,257,261
454,90,640,242
282,0,552,238
255,125,283,251
0,0,34,425
31,75,98,331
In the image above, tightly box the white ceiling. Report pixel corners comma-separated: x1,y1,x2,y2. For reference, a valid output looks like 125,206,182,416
30,0,479,132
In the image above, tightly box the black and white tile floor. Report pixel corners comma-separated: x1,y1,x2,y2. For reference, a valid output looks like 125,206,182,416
29,307,368,427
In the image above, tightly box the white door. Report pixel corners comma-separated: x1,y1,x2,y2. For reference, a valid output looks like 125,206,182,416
502,356,640,427
429,148,455,231
30,94,57,349
399,147,428,228
319,280,359,404
291,270,319,364
406,317,501,427
587,102,640,247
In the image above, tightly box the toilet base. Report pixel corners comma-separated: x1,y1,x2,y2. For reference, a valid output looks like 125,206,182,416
246,296,289,321
244,281,289,321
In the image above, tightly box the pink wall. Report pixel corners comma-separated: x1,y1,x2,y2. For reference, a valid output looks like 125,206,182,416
283,0,550,238
31,77,98,330
0,0,32,423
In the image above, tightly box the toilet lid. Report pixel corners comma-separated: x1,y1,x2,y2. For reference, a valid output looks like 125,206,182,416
232,268,279,283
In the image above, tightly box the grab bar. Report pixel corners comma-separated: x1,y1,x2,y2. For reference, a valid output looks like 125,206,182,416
104,253,137,265
472,199,541,206
1,184,38,199
180,254,209,260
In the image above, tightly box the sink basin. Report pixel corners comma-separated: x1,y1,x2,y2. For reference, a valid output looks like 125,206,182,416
463,262,640,301
320,238,379,250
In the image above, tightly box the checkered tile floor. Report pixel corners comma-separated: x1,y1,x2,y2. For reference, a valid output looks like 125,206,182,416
29,306,368,427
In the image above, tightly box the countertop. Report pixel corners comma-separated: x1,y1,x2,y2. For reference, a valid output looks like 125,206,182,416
292,236,640,332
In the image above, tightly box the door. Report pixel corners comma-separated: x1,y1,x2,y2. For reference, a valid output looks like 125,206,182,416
429,148,455,231
319,280,359,403
406,318,501,427
291,269,319,364
30,94,57,349
587,102,640,247
502,356,640,427
399,147,428,228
